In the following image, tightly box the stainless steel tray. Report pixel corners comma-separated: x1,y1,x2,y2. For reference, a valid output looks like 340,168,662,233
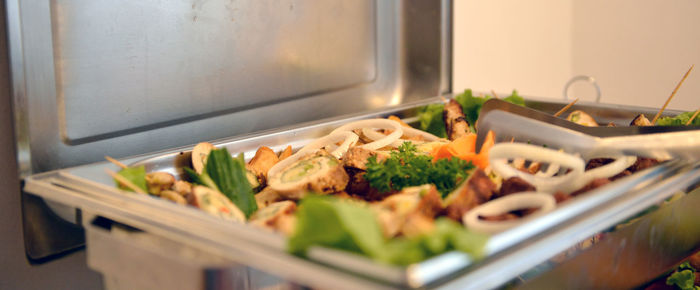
24,97,700,289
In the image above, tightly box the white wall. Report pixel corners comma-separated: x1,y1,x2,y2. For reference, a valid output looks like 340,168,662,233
454,0,700,111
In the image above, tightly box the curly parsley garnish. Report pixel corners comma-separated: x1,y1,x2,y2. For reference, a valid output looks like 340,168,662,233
365,142,473,197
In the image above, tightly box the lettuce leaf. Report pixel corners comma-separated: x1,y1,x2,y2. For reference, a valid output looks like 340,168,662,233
657,111,700,126
288,196,489,266
288,196,385,257
115,166,148,193
455,89,491,127
417,103,447,138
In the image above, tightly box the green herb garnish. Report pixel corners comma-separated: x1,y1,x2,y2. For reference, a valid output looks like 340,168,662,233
666,262,699,290
115,166,148,193
186,148,258,218
365,142,473,197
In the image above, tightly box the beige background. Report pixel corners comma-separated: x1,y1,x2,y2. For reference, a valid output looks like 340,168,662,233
454,0,700,110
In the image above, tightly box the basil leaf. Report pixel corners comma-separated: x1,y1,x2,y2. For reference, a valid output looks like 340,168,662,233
204,148,258,218
184,167,219,191
115,166,148,193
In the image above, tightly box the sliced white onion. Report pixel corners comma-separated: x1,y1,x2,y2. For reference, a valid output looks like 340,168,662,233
572,155,637,189
330,119,403,150
401,126,442,141
298,131,359,159
535,163,561,177
462,192,556,234
362,126,442,148
489,143,585,193
267,131,357,179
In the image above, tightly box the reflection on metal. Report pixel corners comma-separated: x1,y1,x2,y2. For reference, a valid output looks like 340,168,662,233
518,178,700,289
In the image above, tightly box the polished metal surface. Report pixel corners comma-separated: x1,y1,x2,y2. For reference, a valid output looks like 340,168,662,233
9,0,451,259
23,98,700,289
9,0,450,175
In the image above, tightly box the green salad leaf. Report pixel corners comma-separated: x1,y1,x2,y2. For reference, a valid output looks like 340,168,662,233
503,90,525,106
288,196,489,266
185,148,258,218
455,89,491,127
417,103,448,138
205,149,258,218
666,262,699,290
365,142,473,197
288,196,385,257
417,89,526,134
382,218,488,265
657,111,700,126
115,165,148,193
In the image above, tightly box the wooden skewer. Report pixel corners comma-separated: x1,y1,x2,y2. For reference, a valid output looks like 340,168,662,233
652,64,694,124
105,169,147,194
440,96,449,103
553,98,579,117
491,90,500,99
105,155,128,169
686,108,700,125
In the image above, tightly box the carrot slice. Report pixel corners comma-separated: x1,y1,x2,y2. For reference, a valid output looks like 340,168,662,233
430,131,495,170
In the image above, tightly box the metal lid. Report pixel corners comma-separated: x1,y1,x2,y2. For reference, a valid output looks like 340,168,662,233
8,0,451,176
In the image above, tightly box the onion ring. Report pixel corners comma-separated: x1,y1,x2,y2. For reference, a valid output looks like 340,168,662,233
362,126,442,148
489,143,585,193
330,119,403,150
463,192,556,234
573,155,637,189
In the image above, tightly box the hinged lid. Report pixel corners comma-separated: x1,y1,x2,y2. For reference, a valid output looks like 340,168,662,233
8,0,451,176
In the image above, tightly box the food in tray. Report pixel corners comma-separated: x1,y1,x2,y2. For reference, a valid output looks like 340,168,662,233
108,88,698,266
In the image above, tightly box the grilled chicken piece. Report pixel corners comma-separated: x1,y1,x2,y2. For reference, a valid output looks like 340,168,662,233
630,114,652,126
247,146,280,185
343,146,387,171
373,184,443,238
342,147,388,198
567,110,598,126
497,176,536,198
278,145,293,161
443,99,472,140
444,169,496,221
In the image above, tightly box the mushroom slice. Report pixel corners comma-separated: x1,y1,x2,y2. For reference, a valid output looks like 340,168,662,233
145,172,175,195
566,110,598,127
192,142,216,174
160,190,187,205
267,151,349,199
630,114,653,126
190,185,246,222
